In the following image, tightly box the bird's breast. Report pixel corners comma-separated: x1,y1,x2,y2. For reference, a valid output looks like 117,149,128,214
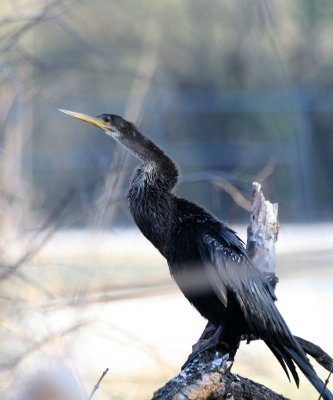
127,183,176,258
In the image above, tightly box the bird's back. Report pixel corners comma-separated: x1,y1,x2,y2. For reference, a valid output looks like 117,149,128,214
168,198,250,334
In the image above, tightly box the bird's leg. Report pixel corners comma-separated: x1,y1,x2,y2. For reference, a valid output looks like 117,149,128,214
227,337,241,362
182,324,229,369
195,322,217,343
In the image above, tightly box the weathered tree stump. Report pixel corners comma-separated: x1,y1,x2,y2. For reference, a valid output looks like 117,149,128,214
247,182,279,288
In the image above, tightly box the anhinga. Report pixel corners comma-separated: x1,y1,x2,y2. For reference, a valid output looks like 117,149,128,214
60,109,333,399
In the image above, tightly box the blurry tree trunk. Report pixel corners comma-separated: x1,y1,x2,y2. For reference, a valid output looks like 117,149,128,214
152,182,285,400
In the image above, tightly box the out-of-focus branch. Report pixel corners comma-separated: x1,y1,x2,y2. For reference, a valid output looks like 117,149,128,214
213,176,251,211
88,17,159,230
0,189,75,280
42,279,176,310
88,368,109,400
3,321,89,370
254,159,276,183
0,0,70,53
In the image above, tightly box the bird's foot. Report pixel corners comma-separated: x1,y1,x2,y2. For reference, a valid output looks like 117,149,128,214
182,325,229,369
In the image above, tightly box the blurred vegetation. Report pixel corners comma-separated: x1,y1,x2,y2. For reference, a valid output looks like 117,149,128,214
1,1,333,399
0,0,333,234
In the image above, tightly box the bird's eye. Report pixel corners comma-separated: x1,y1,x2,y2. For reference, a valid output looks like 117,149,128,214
103,115,111,123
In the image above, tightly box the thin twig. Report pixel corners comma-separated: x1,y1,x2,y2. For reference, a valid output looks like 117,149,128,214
4,321,90,370
318,366,333,400
88,368,109,400
213,176,251,211
0,189,75,280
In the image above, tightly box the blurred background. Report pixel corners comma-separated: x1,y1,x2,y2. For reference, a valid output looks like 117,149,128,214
0,0,333,399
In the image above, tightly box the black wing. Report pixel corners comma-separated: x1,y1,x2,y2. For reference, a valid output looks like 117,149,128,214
198,224,333,399
198,224,306,383
199,225,298,342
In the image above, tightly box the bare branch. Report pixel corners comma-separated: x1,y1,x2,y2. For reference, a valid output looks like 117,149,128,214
213,176,251,211
319,367,333,400
88,368,109,400
3,321,89,370
0,189,75,280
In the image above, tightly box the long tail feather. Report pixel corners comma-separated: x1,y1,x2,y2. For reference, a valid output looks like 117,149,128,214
267,342,299,386
266,342,292,383
285,346,333,400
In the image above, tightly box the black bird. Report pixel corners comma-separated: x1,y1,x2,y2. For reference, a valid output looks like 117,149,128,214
60,109,333,399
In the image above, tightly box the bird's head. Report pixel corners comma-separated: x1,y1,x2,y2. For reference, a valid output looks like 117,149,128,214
59,109,132,139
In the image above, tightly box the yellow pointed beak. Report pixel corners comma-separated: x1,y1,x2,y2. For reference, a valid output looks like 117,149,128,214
59,109,108,131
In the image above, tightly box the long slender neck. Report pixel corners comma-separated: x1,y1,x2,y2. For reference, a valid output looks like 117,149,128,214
114,125,179,192
118,125,179,257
